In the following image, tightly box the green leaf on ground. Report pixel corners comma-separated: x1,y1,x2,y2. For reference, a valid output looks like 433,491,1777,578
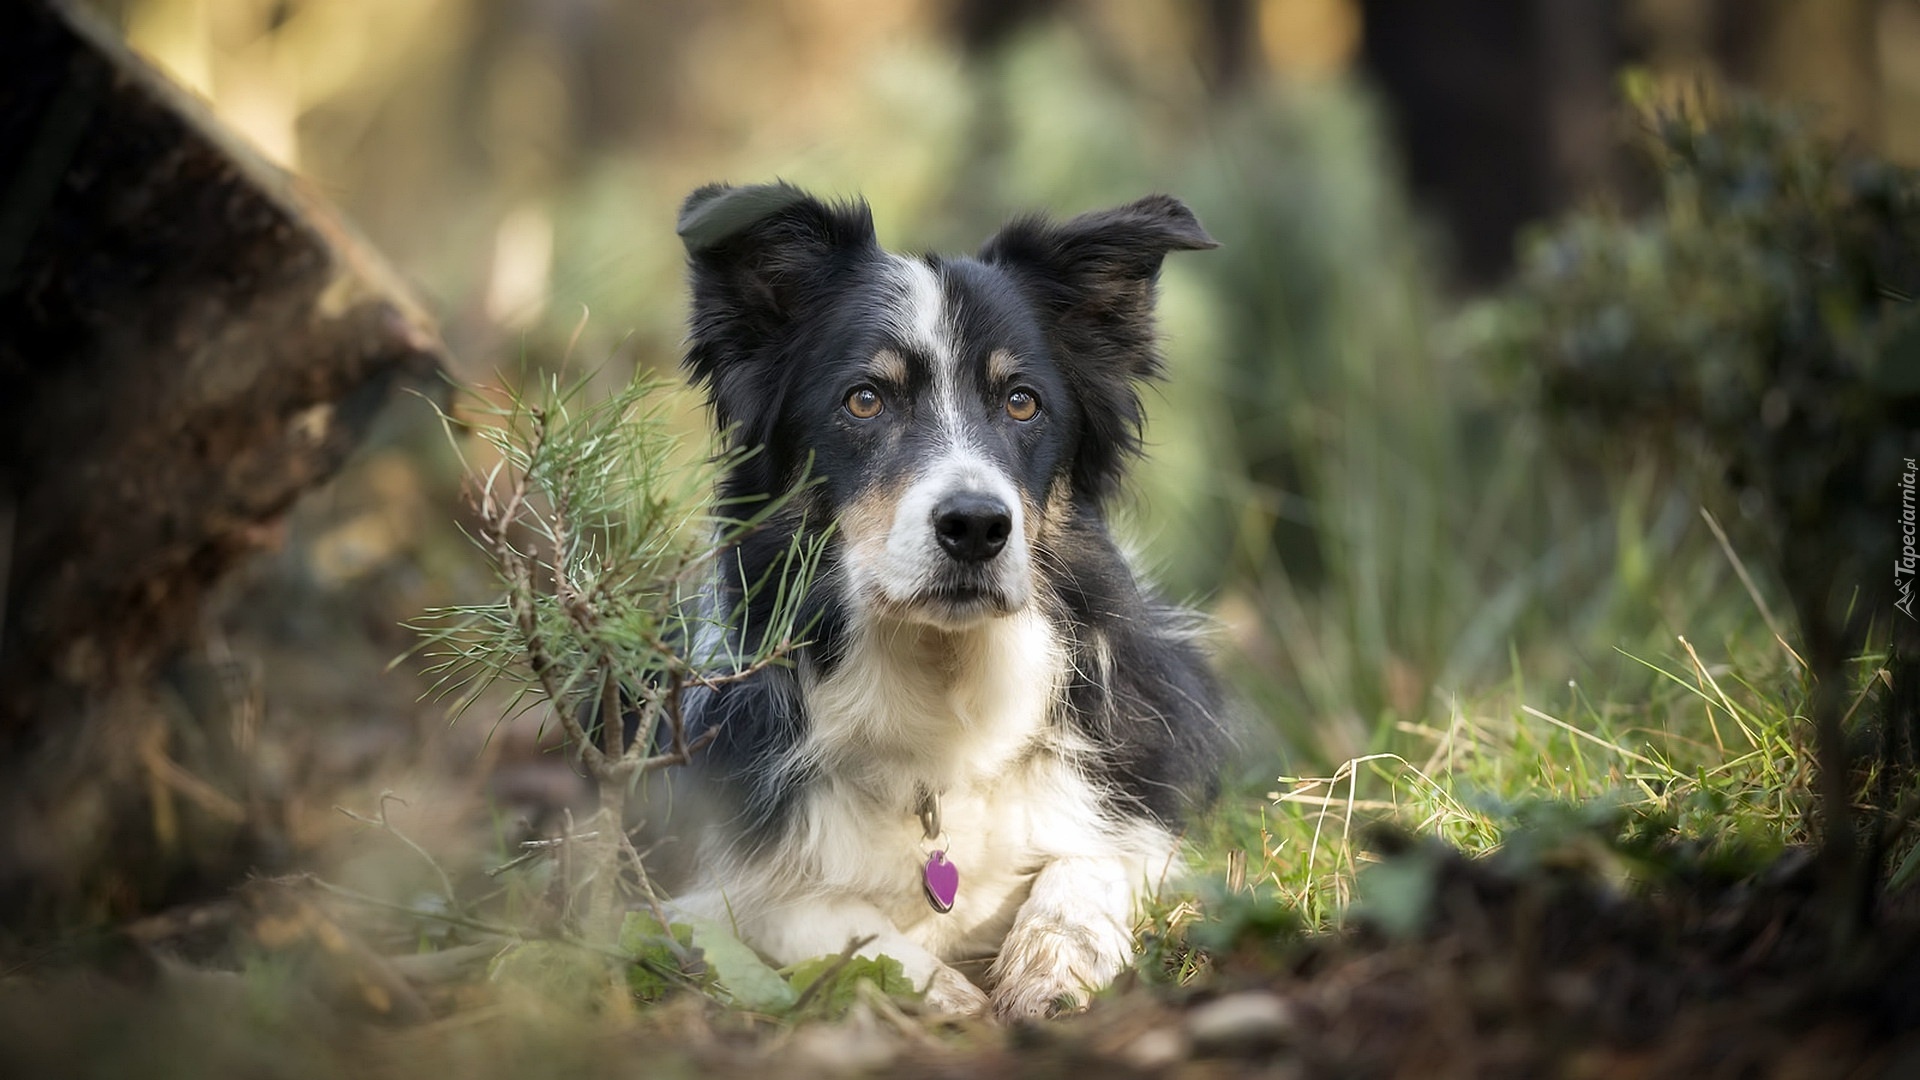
785,952,918,1017
681,918,797,1013
619,912,695,1001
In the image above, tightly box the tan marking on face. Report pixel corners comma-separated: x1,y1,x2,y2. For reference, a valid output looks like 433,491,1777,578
986,348,1018,386
839,480,904,555
1022,490,1046,543
870,348,910,385
837,478,915,610
1034,478,1074,543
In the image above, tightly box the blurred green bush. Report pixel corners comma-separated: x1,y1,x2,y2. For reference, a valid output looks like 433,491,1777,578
1490,90,1920,655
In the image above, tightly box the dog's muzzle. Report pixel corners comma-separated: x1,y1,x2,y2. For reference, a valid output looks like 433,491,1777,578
857,457,1032,624
932,492,1012,564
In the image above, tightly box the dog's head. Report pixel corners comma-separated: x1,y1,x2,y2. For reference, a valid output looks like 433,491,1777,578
679,182,1214,630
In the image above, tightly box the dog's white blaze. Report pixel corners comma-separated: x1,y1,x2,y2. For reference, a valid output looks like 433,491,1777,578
883,255,946,357
884,254,973,450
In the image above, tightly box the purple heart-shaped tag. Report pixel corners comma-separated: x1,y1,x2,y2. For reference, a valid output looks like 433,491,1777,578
923,850,959,914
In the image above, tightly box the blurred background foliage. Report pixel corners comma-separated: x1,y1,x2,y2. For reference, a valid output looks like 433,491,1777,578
70,0,1920,893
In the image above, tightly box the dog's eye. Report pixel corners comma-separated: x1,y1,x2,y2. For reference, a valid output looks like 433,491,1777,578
845,386,884,419
1005,388,1040,422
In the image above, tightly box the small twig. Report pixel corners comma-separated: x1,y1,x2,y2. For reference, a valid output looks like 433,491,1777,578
633,726,722,774
684,645,796,690
595,669,726,780
521,831,601,849
299,876,569,949
788,933,878,1014
484,829,604,879
614,826,691,964
335,792,459,913
667,670,688,759
635,623,799,692
482,413,536,545
484,847,550,880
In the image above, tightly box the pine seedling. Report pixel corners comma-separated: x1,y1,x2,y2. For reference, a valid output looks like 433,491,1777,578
414,369,823,941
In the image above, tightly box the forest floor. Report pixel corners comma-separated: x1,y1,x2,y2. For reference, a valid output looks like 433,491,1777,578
4,432,1919,1080
6,820,1920,1078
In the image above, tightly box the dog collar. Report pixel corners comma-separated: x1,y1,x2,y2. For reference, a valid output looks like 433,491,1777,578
915,786,958,914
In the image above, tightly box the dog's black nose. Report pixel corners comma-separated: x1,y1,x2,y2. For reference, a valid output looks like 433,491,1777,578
932,493,1012,563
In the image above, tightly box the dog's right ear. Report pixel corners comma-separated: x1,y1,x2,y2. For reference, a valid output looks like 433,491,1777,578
679,182,878,435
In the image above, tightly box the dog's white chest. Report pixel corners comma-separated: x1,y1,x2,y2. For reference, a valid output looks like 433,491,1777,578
798,754,1108,962
786,608,1116,958
800,607,1065,786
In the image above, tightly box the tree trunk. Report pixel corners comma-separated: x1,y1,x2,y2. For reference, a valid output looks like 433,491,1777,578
0,0,448,926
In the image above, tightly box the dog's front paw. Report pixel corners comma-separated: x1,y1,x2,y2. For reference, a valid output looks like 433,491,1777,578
988,920,1126,1021
921,964,990,1017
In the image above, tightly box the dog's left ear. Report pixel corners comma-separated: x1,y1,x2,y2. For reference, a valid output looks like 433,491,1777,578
978,195,1217,496
678,181,879,439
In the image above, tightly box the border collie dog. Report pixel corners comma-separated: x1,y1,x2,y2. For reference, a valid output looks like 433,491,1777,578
671,182,1228,1019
